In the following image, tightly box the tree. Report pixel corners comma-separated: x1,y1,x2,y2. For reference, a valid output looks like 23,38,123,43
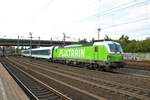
90,37,95,42
118,35,150,53
118,35,129,52
78,38,88,43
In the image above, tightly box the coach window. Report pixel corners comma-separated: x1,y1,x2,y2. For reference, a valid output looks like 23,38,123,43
48,50,51,55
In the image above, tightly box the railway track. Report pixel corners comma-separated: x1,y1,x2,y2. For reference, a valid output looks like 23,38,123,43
1,58,71,100
125,60,150,71
3,57,106,100
114,67,150,78
6,57,150,100
16,57,150,87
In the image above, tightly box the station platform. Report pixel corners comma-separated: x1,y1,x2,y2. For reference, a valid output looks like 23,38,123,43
0,63,29,100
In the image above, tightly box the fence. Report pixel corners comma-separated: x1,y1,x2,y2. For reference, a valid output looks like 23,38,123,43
124,53,150,61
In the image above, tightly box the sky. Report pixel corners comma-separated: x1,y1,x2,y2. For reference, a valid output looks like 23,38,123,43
0,0,150,41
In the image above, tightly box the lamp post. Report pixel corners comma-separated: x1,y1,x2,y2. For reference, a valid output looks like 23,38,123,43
38,36,40,47
1,35,6,56
63,33,66,47
29,32,32,56
97,28,101,40
17,35,19,55
50,37,53,45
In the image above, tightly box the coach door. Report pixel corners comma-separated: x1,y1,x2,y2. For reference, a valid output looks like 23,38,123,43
94,46,99,60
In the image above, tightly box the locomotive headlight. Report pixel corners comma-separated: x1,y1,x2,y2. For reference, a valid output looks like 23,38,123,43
107,56,112,61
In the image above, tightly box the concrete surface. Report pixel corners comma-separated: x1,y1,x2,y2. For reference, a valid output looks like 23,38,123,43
0,63,29,100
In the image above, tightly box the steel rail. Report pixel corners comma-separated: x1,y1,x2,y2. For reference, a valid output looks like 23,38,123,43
2,58,71,100
8,57,150,100
6,58,107,100
15,57,150,91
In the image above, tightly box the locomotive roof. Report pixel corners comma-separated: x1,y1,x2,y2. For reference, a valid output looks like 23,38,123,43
93,41,119,45
62,40,119,48
62,43,93,48
64,44,82,48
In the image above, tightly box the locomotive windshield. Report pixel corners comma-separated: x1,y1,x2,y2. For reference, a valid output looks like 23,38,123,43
108,43,123,53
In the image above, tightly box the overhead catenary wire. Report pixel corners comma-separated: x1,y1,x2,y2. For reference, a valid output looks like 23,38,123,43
84,16,150,35
28,0,55,22
98,0,150,17
26,0,150,39
79,0,150,22
103,17,150,29
99,0,150,30
81,1,137,22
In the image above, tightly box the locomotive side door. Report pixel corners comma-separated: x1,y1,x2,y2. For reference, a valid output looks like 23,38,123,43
94,46,99,60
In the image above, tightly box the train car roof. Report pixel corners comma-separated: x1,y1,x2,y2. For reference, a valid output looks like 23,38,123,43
58,40,120,48
31,47,54,51
22,47,54,51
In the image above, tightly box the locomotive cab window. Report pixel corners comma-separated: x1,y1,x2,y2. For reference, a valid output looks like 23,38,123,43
108,43,123,53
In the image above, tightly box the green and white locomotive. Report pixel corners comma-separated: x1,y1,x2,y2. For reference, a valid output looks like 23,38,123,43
21,40,124,71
